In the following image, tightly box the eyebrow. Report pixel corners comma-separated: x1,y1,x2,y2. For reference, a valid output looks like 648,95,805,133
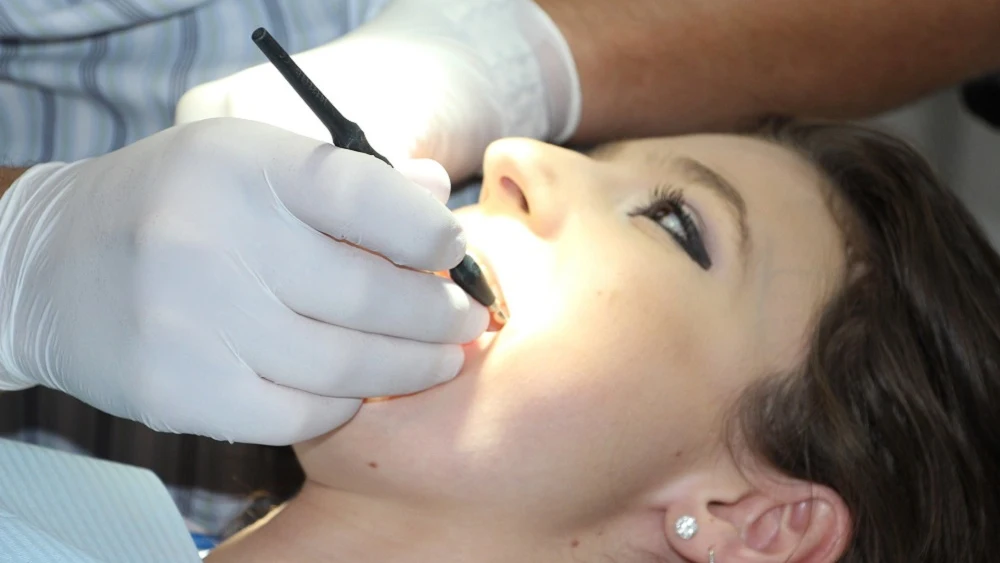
671,155,751,266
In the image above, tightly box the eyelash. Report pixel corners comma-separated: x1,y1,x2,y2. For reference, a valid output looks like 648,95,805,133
630,186,712,270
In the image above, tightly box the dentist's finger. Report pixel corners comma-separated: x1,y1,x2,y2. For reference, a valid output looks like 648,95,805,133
259,133,467,271
265,221,487,343
238,306,466,398
395,158,452,205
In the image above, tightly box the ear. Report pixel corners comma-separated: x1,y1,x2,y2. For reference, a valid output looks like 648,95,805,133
661,474,851,563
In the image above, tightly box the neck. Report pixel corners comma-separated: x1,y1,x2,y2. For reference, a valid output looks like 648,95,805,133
205,480,561,563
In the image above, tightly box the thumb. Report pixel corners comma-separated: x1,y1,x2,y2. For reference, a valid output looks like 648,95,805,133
394,158,452,205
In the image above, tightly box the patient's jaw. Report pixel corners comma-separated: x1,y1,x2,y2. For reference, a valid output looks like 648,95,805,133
291,135,848,561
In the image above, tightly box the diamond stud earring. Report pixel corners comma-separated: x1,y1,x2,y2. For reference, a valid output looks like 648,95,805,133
674,515,699,539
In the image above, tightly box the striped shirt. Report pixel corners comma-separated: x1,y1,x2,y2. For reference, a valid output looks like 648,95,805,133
0,0,391,166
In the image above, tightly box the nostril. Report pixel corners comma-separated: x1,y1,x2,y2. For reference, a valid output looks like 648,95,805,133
500,176,529,213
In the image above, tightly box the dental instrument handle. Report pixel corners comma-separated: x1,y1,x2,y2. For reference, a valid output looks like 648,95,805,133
251,27,392,167
450,256,508,327
251,27,506,329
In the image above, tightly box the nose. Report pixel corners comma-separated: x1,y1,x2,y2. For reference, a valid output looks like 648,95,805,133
480,138,572,236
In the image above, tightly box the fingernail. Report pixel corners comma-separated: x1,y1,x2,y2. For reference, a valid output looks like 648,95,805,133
449,226,468,266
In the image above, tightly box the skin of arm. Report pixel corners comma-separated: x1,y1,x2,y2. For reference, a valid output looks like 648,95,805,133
536,0,1000,143
0,168,27,195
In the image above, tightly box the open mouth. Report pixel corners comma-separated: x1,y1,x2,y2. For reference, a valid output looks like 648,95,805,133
466,247,509,322
431,247,509,325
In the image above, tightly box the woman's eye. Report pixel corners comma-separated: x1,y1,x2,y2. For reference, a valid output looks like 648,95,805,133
658,209,690,243
631,190,712,269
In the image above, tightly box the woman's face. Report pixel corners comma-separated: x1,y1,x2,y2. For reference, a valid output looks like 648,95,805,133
296,135,846,537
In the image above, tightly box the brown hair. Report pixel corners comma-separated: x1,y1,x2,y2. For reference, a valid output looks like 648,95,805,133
733,118,1000,562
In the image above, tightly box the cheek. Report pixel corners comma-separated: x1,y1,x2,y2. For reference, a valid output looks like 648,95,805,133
454,242,723,503
296,220,743,522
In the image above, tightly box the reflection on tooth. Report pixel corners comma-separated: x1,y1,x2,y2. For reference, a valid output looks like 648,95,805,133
491,306,508,324
487,304,508,332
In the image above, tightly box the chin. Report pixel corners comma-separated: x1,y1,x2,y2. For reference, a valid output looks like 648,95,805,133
294,329,511,500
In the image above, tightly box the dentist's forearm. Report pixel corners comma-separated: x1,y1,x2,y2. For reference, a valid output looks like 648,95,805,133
0,168,27,195
536,0,1000,142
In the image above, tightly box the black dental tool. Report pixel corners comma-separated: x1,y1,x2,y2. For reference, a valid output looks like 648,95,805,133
251,27,507,328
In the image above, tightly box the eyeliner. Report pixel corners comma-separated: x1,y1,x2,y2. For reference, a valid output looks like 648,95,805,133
251,27,507,329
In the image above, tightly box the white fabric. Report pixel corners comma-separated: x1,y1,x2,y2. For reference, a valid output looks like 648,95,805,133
1,427,252,538
0,118,487,445
0,438,201,562
175,0,582,181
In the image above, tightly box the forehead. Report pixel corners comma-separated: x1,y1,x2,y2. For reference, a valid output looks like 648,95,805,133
593,134,820,191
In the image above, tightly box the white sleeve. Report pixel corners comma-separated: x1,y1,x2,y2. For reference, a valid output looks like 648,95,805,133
0,438,202,562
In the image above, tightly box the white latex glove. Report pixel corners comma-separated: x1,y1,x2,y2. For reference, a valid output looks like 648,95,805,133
175,0,581,182
0,118,487,446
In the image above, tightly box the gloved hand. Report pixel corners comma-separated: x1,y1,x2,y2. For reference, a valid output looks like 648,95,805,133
0,118,487,445
175,0,581,183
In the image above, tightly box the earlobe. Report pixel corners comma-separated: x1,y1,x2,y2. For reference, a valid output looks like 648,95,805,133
663,509,723,563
